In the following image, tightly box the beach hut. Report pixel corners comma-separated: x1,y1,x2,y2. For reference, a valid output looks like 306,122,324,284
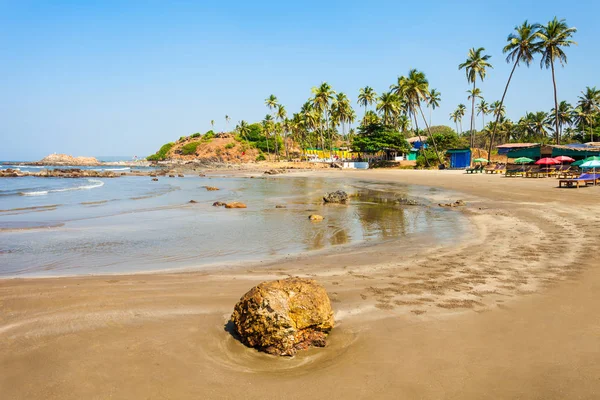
406,136,428,161
496,143,554,160
446,149,471,169
551,144,600,160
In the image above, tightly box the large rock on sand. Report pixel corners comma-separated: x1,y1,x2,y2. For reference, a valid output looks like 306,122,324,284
230,277,334,356
323,190,348,204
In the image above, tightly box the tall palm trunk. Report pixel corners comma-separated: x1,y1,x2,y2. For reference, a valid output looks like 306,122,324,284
325,110,333,160
283,129,289,160
265,133,270,160
417,102,442,164
470,81,478,153
551,58,560,145
274,132,279,161
487,56,519,161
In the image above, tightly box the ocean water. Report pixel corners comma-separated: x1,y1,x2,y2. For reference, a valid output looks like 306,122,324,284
0,172,466,277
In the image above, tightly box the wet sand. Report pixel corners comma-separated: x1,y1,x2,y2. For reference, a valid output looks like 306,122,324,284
2,169,600,399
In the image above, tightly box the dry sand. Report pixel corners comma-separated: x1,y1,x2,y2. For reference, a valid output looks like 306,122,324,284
2,169,600,399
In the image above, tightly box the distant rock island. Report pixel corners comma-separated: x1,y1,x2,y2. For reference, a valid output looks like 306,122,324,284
36,153,100,166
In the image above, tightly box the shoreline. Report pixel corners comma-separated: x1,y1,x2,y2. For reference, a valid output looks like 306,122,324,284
2,169,600,398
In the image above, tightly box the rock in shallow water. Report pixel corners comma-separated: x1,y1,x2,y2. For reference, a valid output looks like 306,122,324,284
323,190,348,203
230,277,334,356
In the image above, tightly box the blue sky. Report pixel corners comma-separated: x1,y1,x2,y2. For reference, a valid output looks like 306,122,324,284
1,0,599,160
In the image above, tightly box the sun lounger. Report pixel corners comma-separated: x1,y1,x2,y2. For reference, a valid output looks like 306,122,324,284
558,173,600,188
466,165,483,174
485,164,506,174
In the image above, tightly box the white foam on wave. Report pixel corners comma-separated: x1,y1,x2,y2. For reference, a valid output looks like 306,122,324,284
20,179,105,196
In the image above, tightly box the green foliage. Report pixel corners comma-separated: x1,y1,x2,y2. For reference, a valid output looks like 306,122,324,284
428,126,468,151
416,149,439,168
256,153,266,161
225,142,235,149
179,136,186,142
146,142,175,161
181,142,200,155
190,133,201,138
203,130,215,140
351,123,410,153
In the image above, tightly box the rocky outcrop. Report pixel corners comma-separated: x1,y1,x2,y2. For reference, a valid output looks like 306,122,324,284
308,214,324,221
0,168,117,178
323,190,348,204
264,169,285,175
395,197,420,206
230,277,334,356
225,202,247,209
439,200,466,208
36,154,99,166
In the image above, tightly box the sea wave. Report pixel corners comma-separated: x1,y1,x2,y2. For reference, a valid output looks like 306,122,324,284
92,167,130,172
20,179,105,196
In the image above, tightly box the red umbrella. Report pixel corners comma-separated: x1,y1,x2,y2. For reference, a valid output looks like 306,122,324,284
535,157,559,165
553,156,575,163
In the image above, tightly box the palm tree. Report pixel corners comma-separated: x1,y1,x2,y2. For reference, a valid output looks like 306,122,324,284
236,120,251,148
276,104,288,159
467,88,483,130
262,114,274,159
357,87,377,126
549,101,574,141
265,95,279,159
312,82,336,157
225,115,231,131
376,92,400,126
391,69,442,164
332,93,353,141
537,17,577,144
427,89,441,126
577,86,600,141
210,120,215,132
455,104,466,134
525,111,552,139
459,47,493,148
490,100,506,121
487,21,540,160
450,110,460,134
477,99,490,129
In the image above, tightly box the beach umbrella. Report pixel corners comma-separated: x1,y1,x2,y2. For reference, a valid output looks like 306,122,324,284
553,156,575,163
581,160,600,185
473,157,488,163
572,159,585,167
513,157,534,164
535,157,559,165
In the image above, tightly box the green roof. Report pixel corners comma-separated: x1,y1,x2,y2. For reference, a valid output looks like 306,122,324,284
446,148,471,154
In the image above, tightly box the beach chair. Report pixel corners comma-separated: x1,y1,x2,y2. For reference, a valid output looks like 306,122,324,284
466,165,482,174
524,166,542,178
558,173,600,188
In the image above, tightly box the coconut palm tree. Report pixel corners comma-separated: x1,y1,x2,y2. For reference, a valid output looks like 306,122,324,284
357,86,377,126
459,47,493,148
376,92,400,126
236,120,251,148
577,86,600,141
467,88,483,130
525,111,552,139
262,114,274,159
455,104,466,134
427,89,441,126
210,120,215,132
549,101,574,141
486,21,541,160
225,115,231,131
312,82,336,157
276,104,288,159
477,99,490,129
332,93,353,141
490,100,506,121
449,111,460,134
537,17,577,144
391,69,442,164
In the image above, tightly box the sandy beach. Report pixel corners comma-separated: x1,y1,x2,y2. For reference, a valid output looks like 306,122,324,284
2,169,600,399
